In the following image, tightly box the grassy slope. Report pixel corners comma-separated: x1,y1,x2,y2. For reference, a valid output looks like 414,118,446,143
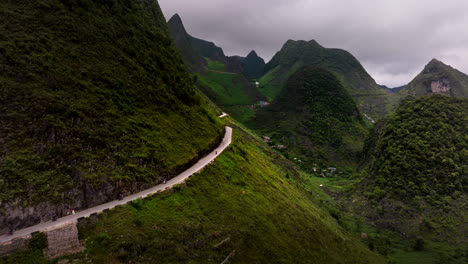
196,59,256,122
0,0,221,207
5,122,383,263
205,57,226,71
197,72,250,106
300,173,468,264
167,14,263,123
258,62,303,101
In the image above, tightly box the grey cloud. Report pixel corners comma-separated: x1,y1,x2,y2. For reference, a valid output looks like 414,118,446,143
159,0,468,87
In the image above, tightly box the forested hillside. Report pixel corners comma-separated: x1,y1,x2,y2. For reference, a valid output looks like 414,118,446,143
0,0,222,230
355,95,467,244
364,95,467,201
249,66,369,166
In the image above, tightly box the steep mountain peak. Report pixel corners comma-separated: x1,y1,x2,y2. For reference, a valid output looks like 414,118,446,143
284,39,296,45
308,39,323,48
424,58,447,71
404,58,468,97
281,39,323,49
246,50,259,58
167,13,205,71
168,13,189,36
251,66,366,163
241,50,266,79
428,58,443,65
263,38,386,118
168,13,183,25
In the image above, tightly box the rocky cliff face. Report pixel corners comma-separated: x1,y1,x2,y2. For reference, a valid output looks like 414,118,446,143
431,79,451,94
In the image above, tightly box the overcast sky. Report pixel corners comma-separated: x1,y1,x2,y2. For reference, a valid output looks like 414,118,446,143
159,0,468,87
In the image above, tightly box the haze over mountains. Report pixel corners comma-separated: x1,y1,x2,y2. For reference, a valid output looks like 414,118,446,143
1,1,467,264
165,14,467,263
168,14,266,79
158,0,468,88
169,13,468,118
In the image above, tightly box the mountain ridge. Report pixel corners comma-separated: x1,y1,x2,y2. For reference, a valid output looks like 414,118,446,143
259,39,393,119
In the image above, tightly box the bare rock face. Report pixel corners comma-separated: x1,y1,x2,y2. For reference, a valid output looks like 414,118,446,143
431,79,451,94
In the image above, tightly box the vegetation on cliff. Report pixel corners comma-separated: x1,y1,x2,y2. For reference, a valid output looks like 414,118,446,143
363,95,467,201
354,95,467,246
167,14,266,122
0,0,221,218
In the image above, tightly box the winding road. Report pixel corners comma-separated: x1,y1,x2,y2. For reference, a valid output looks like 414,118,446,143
0,126,232,243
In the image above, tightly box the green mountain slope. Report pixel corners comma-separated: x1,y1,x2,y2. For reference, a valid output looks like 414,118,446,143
249,66,369,166
357,95,467,242
259,40,397,119
403,59,468,98
4,124,385,263
0,0,222,229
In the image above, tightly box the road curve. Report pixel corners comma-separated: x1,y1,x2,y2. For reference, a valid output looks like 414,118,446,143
0,126,233,243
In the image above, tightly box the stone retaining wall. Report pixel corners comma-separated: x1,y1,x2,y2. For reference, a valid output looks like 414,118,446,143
0,235,31,257
45,221,83,259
